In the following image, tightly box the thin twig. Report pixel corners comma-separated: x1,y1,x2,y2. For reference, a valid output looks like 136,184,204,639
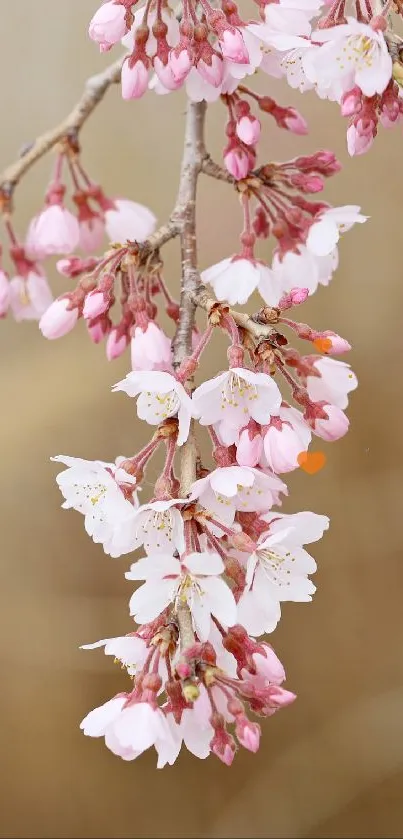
0,55,124,196
193,285,277,342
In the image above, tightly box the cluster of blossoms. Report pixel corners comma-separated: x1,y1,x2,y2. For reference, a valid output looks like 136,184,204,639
89,0,403,156
2,0,389,767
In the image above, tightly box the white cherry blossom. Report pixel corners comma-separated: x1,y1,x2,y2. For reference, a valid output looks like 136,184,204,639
52,455,139,554
115,498,187,557
190,466,287,527
192,368,282,444
306,205,367,257
271,246,338,297
81,697,174,762
237,511,329,635
113,370,195,446
306,18,393,98
127,552,237,640
263,0,324,37
158,690,214,766
201,256,279,306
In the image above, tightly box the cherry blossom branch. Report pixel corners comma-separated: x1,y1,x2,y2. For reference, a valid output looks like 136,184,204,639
170,100,209,651
0,55,124,198
193,285,278,341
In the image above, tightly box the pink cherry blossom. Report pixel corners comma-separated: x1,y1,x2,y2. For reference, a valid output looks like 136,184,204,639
306,357,358,409
89,1,129,50
39,298,79,339
131,322,172,371
104,198,156,243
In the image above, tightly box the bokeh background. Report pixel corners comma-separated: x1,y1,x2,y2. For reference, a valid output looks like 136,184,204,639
1,3,403,837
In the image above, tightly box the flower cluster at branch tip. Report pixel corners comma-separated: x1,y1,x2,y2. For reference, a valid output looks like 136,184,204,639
88,0,403,157
2,0,387,768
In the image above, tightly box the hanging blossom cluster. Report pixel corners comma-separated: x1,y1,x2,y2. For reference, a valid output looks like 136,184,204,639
1,0,397,766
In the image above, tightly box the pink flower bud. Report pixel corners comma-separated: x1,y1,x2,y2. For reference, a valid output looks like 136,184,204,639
312,404,349,441
236,427,263,466
153,57,183,90
79,216,105,253
89,1,128,49
219,29,249,64
224,147,251,180
340,86,361,117
236,718,261,753
27,205,80,257
319,331,351,354
39,298,79,339
0,269,10,316
266,686,297,709
87,315,111,344
169,48,192,83
83,290,109,320
106,328,128,360
278,287,309,310
284,108,308,135
346,123,375,156
212,739,236,766
56,256,99,278
121,57,149,100
264,419,310,473
236,115,261,146
196,54,224,87
253,645,286,684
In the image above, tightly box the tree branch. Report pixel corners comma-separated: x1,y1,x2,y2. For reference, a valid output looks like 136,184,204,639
170,100,208,652
0,55,124,196
193,286,277,342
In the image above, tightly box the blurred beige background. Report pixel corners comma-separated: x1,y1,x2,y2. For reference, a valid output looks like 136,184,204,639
1,2,403,838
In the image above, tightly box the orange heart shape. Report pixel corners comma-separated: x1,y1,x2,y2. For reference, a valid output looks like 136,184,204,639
297,450,326,474
313,337,332,354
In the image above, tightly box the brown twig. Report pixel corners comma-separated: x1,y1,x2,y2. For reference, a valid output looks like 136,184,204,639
0,55,124,197
193,285,277,342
